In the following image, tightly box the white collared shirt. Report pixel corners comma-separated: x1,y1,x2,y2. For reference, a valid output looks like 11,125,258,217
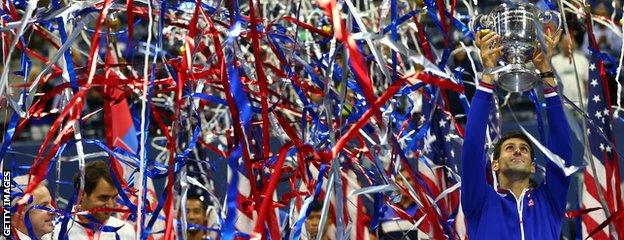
52,216,135,240
8,230,51,240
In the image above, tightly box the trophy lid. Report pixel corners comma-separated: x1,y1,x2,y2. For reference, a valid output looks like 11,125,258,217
490,1,540,14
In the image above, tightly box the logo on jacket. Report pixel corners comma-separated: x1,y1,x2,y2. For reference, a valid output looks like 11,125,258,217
528,198,534,206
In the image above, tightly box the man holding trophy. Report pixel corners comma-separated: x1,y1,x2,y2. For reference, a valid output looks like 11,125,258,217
460,2,573,239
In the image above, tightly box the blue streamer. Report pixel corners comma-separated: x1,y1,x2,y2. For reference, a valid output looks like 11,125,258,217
444,11,474,41
0,111,19,160
292,164,328,240
186,93,227,106
391,0,399,82
50,0,79,93
57,191,77,240
222,146,242,240
423,0,446,32
380,10,423,35
438,47,452,71
452,67,471,113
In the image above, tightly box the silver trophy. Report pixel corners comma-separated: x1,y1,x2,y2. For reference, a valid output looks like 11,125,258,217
473,2,560,92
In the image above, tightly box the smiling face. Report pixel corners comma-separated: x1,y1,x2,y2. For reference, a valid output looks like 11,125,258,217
79,178,118,223
13,184,56,238
493,137,535,179
305,210,322,238
29,186,56,236
186,198,207,232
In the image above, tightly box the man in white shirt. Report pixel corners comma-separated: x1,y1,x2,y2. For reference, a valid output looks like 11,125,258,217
552,33,589,108
378,168,428,240
180,191,221,240
552,33,590,139
53,160,135,239
8,175,56,240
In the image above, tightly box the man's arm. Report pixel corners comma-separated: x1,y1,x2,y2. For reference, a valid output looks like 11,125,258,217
542,81,573,215
534,31,572,215
460,31,501,219
460,82,495,219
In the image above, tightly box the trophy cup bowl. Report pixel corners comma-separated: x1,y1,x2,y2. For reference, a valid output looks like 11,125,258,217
473,3,560,92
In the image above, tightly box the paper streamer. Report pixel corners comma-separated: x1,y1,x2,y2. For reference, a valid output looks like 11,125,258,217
2,0,623,239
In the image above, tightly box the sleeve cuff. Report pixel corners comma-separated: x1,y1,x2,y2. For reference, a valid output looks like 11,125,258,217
476,82,495,94
544,86,558,98
545,92,562,107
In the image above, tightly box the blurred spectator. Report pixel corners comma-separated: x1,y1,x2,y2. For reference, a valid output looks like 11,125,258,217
181,188,219,240
8,175,56,240
378,168,427,240
303,201,334,240
582,3,622,58
579,2,624,116
53,160,135,239
552,33,589,109
447,42,480,124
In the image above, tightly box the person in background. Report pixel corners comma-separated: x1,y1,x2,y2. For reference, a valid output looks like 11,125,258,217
303,201,335,240
582,3,622,58
552,33,589,109
7,175,56,240
183,188,219,240
552,32,590,139
53,160,135,239
378,168,427,240
461,29,573,239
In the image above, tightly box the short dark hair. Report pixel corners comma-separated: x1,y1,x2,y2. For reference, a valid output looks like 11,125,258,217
73,160,115,195
493,132,534,161
309,201,323,213
187,194,208,211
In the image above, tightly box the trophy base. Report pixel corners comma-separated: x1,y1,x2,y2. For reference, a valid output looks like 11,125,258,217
497,65,539,93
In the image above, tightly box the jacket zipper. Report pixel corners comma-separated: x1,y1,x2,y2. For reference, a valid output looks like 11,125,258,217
507,189,528,240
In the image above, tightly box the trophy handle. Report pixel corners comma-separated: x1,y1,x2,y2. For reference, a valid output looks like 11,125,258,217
539,10,561,32
471,14,495,32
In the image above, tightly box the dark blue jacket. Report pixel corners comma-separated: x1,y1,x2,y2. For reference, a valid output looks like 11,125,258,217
460,83,572,240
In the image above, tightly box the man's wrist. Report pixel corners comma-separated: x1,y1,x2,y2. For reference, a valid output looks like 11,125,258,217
537,68,556,87
481,73,495,85
539,71,555,79
477,80,495,93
